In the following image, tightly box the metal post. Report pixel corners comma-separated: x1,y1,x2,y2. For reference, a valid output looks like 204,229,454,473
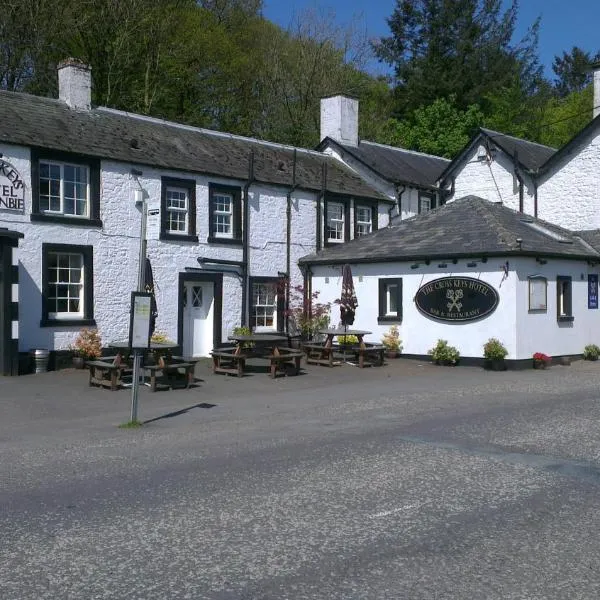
131,192,147,422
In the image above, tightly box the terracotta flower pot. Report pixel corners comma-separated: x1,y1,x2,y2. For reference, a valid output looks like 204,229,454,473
533,359,547,369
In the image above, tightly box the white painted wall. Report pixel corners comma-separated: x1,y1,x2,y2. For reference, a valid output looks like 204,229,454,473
311,256,600,360
537,129,600,230
311,259,518,359
0,141,391,354
450,145,536,214
515,258,600,358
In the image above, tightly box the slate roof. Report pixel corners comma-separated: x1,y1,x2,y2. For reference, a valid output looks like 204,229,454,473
320,138,449,188
0,90,390,202
300,196,600,265
480,128,556,171
574,229,600,253
438,129,556,184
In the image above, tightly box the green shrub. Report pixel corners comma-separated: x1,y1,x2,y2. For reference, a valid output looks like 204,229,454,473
583,344,600,360
381,325,402,352
428,339,460,365
483,338,508,360
338,334,359,345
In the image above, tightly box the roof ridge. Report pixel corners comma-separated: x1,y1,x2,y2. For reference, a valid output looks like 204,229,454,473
480,127,556,151
360,140,450,161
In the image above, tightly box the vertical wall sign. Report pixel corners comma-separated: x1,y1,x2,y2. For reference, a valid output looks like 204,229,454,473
0,160,25,213
588,274,598,309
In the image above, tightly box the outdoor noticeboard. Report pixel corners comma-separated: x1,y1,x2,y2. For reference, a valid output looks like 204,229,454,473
129,292,152,349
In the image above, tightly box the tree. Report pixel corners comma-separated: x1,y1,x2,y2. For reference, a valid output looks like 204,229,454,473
552,46,600,97
380,96,483,158
374,0,543,115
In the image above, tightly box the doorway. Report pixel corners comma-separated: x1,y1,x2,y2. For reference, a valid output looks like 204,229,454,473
178,273,222,357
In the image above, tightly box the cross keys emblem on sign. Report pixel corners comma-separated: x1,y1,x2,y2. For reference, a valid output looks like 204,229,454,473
446,288,463,312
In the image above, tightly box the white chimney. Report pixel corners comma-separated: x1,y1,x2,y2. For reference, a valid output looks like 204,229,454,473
320,95,359,146
58,58,92,110
593,60,600,119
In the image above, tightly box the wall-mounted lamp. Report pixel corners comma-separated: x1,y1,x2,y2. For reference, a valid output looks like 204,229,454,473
130,168,143,177
467,261,477,268
452,258,458,264
410,263,420,269
438,262,447,268
516,237,523,250
536,257,547,265
481,257,488,263
424,260,430,266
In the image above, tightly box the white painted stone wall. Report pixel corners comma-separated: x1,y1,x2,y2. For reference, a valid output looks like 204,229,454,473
320,96,359,147
537,129,600,229
0,141,390,354
311,259,518,359
311,256,600,360
515,258,600,358
450,145,536,214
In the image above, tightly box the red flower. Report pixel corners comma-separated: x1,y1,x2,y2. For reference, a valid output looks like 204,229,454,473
533,352,551,363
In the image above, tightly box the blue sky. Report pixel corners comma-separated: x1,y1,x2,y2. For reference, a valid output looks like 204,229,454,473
263,0,600,81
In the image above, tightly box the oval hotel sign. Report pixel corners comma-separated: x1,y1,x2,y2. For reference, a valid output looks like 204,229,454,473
415,277,499,322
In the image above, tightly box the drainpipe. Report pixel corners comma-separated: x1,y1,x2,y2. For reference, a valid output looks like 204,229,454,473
286,149,299,334
513,151,524,213
241,150,255,327
392,184,406,224
317,162,327,251
533,178,538,218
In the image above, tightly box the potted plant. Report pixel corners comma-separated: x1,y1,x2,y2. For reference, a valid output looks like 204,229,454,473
483,338,508,371
381,325,402,358
70,328,102,368
150,330,174,365
583,344,600,361
428,339,460,366
338,334,359,350
285,285,331,345
532,352,551,369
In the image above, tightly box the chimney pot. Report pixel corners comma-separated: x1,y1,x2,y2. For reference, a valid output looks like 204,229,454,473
58,58,92,110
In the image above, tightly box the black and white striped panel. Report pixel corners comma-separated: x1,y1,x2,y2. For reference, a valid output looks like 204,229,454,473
10,250,18,354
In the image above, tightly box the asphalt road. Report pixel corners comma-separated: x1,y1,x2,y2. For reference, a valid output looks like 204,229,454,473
2,361,600,599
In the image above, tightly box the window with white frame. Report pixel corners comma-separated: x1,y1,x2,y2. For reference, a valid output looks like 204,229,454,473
418,193,434,214
355,205,373,236
326,202,345,243
166,187,189,234
251,282,277,330
47,251,84,318
39,161,89,217
213,192,233,237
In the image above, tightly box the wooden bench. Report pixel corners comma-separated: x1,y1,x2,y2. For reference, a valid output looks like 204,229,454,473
87,354,127,391
143,358,197,392
268,348,304,378
353,344,385,368
303,343,339,367
211,347,247,377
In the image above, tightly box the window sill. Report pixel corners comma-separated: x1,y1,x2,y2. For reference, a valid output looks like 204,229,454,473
557,315,574,322
160,232,199,243
40,318,96,328
31,214,102,228
324,240,345,247
378,316,402,324
207,236,243,246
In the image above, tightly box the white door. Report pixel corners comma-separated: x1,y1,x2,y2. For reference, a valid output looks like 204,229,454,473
182,281,214,357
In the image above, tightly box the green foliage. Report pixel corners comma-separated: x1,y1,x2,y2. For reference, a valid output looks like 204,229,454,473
70,328,102,359
553,46,600,97
381,325,402,352
374,0,543,115
286,285,331,340
428,339,460,365
233,326,251,336
583,344,600,360
118,420,143,429
381,96,483,158
483,338,508,360
338,335,359,346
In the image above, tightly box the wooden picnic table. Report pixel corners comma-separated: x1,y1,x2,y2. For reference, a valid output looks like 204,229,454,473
211,333,303,378
304,329,383,368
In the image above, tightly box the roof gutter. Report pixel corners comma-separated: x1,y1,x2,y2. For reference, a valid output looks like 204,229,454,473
513,151,525,213
285,149,299,333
